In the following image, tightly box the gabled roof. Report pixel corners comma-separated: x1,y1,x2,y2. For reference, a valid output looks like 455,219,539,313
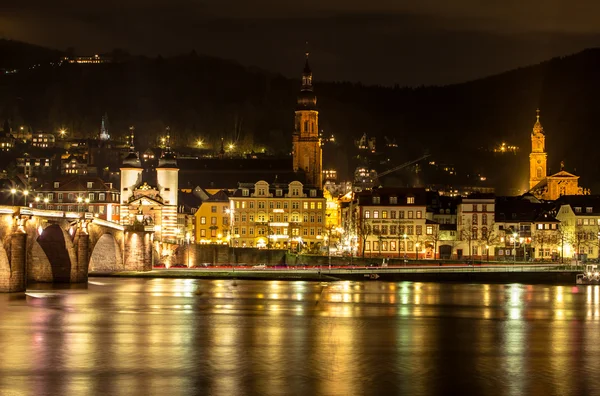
37,176,116,192
547,170,579,179
206,190,230,202
554,195,600,215
129,195,164,206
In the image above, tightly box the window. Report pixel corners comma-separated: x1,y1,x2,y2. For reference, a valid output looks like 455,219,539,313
54,182,59,188
200,230,206,237
390,241,397,251
241,214,247,222
426,225,433,235
200,216,206,225
48,193,54,201
390,196,397,204
211,205,217,213
416,211,422,219
408,211,413,219
87,182,93,189
482,214,487,225
407,197,415,204
472,214,478,225
390,210,396,219
365,241,371,251
249,227,254,235
317,202,322,209
390,225,397,235
292,201,299,209
407,241,414,251
365,210,370,219
407,226,413,235
381,225,388,235
242,189,249,196
575,207,582,213
471,227,477,239
284,202,289,209
472,204,477,212
242,201,247,209
373,241,379,251
211,217,217,225
373,225,380,234
258,201,265,209
269,201,274,209
587,207,593,213
481,227,488,239
577,218,583,226
211,229,217,237
241,227,246,235
373,211,379,219
482,204,488,212
249,214,254,222
416,225,422,235
276,189,282,197
310,214,315,222
99,193,105,201
310,190,317,197
382,241,388,251
382,211,388,219
372,196,380,204
276,201,281,209
399,211,404,219
317,215,322,223
303,202,308,209
249,202,254,209
223,217,229,225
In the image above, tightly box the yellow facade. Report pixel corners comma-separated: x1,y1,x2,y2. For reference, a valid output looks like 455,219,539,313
194,201,230,244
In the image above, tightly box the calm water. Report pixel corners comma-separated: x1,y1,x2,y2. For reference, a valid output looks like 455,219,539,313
1,279,600,396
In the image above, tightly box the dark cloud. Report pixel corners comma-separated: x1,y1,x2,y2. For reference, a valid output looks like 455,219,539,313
1,1,599,85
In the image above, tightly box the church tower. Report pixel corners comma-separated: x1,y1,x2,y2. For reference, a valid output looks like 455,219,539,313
120,126,143,224
529,109,547,189
292,51,322,187
156,127,179,241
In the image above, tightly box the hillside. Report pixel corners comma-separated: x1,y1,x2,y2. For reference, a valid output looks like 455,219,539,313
1,41,600,194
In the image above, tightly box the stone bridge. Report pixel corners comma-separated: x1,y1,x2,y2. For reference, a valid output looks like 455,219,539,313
0,206,154,292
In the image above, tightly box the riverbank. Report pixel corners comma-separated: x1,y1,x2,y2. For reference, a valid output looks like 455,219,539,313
91,266,582,285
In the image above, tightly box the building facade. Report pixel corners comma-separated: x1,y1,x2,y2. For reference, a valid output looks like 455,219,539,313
292,52,322,187
229,180,326,251
33,176,120,221
354,188,439,258
194,190,230,245
456,194,496,259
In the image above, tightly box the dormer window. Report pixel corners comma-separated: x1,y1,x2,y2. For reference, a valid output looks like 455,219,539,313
407,196,415,204
586,207,593,213
575,207,582,213
276,189,282,197
87,182,93,189
242,189,249,197
372,196,380,204
54,182,60,188
390,196,397,204
310,189,317,197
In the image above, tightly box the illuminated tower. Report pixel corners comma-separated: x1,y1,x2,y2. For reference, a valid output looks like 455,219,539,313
100,113,110,141
292,51,322,187
120,126,142,224
529,109,547,189
156,127,179,240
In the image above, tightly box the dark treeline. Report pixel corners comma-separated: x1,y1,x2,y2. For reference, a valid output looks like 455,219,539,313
2,40,600,193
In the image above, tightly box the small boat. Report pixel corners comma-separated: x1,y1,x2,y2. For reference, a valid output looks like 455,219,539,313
576,264,600,284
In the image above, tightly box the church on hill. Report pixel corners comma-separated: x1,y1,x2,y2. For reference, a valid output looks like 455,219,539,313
528,109,590,200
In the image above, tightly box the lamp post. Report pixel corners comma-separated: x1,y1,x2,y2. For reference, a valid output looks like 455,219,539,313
43,197,49,210
403,233,407,263
486,245,489,262
35,196,40,207
513,232,518,264
415,242,420,261
10,188,16,205
23,190,29,206
77,196,83,212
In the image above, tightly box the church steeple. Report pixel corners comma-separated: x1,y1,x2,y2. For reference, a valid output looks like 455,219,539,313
122,126,141,168
293,49,322,187
529,109,547,190
158,126,177,168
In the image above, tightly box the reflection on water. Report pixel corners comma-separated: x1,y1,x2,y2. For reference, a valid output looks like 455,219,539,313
1,279,600,395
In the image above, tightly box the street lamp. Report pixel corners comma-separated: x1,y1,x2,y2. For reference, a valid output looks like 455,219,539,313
77,196,83,212
10,188,16,205
403,233,407,262
43,197,49,209
513,232,518,264
23,190,29,206
35,196,40,208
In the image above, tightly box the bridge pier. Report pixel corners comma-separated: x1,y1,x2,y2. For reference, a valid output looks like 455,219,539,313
72,230,89,283
123,231,153,272
0,233,27,293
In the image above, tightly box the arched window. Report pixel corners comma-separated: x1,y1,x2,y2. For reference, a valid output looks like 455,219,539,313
472,214,478,225
536,167,543,179
471,227,478,240
481,227,488,239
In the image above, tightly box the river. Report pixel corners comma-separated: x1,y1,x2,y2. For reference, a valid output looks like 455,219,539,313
1,278,599,396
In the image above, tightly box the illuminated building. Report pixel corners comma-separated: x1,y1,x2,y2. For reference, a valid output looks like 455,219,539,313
456,193,496,259
528,109,589,200
292,51,322,187
33,176,120,221
353,188,438,258
554,195,600,261
229,180,326,251
31,133,55,148
16,156,52,177
119,127,179,242
62,54,111,64
194,190,230,244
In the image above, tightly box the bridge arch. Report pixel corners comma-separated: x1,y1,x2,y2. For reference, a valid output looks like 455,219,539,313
89,233,123,272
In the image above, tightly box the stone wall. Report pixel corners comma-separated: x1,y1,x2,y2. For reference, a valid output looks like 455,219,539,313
170,245,287,266
123,231,153,271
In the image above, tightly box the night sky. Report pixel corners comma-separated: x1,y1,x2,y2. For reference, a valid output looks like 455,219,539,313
2,0,600,85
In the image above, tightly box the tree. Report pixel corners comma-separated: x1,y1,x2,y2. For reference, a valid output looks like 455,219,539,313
426,225,443,260
531,227,559,262
459,225,477,263
357,219,372,258
478,223,501,262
